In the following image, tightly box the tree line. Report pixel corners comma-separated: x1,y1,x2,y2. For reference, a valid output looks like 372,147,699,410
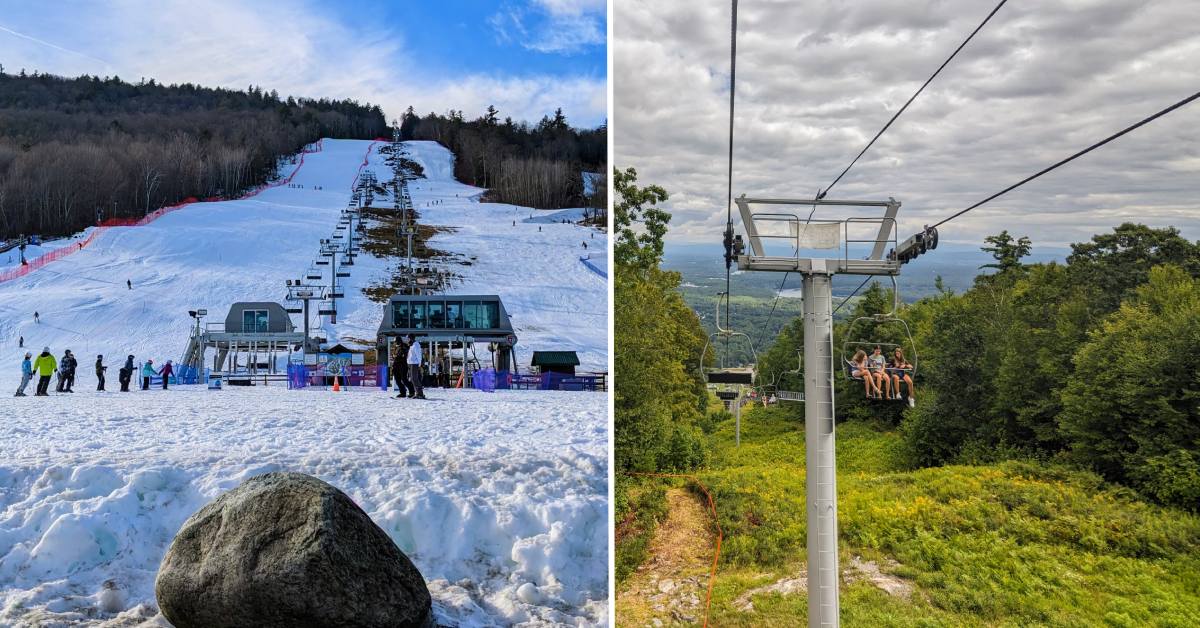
399,106,606,215
0,69,387,239
756,224,1200,510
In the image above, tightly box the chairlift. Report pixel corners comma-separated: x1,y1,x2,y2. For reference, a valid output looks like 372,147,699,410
336,271,351,278
317,302,336,316
841,276,918,403
699,292,758,385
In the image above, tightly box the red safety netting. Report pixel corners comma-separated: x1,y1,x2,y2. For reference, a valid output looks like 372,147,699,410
0,139,328,284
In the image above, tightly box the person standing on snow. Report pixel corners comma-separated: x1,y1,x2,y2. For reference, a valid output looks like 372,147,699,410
95,355,107,391
33,347,55,396
391,342,412,398
126,279,131,290
18,335,23,348
119,355,134,392
406,335,425,399
33,311,39,324
141,359,155,390
15,352,33,397
60,350,77,393
158,360,174,390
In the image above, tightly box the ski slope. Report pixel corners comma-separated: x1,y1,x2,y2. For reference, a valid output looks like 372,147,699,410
0,139,610,626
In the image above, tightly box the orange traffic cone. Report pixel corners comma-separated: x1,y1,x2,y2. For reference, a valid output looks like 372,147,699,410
332,375,340,392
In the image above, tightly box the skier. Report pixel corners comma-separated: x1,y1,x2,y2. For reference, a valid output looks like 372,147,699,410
95,354,107,391
391,342,411,398
583,241,588,250
159,360,174,390
119,355,134,392
34,311,39,324
141,359,155,390
127,279,131,290
15,352,33,397
18,335,23,348
406,335,426,399
33,347,55,396
59,350,76,393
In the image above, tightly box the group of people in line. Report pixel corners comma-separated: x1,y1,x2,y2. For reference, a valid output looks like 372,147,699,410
848,346,915,406
287,184,322,190
15,348,176,397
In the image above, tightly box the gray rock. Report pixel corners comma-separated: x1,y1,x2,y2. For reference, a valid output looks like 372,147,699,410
155,472,432,628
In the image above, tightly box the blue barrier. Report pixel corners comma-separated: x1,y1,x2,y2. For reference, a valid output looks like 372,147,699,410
579,256,607,279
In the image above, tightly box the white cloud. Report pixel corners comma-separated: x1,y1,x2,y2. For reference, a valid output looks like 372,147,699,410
614,0,1200,247
0,0,606,127
489,0,606,55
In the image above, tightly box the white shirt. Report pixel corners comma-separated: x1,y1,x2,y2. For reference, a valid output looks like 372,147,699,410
407,341,422,365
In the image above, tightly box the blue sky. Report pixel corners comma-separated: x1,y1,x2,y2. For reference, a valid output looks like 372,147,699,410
0,0,607,127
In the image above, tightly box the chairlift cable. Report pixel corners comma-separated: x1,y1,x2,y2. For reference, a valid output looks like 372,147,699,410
820,0,1009,200
831,276,872,317
723,0,739,343
929,89,1200,230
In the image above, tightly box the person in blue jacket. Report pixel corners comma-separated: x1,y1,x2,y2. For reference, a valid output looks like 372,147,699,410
141,359,156,390
15,352,32,397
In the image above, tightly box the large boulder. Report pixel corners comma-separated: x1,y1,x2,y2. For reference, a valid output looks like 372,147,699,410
155,472,432,628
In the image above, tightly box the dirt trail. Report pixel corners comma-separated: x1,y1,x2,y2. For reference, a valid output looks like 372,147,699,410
616,487,716,627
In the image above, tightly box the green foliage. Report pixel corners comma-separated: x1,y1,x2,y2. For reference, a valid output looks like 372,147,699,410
694,407,1200,626
980,230,1032,273
613,166,671,273
614,168,710,472
1067,222,1200,313
1059,265,1200,509
614,477,670,583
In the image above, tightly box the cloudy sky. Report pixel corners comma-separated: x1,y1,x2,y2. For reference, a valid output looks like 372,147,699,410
615,0,1200,248
0,0,607,127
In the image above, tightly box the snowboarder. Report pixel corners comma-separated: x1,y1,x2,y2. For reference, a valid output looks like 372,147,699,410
158,360,174,390
141,359,155,390
391,343,412,398
95,354,107,391
126,279,131,290
15,352,32,397
119,355,134,392
33,311,39,324
406,335,426,399
33,347,55,396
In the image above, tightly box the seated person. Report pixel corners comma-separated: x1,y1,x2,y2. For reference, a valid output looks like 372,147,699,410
888,347,915,404
868,346,891,400
848,349,877,398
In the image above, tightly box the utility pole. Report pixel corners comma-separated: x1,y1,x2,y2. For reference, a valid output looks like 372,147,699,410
734,196,902,628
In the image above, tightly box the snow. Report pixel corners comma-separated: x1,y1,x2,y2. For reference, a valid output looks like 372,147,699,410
0,233,92,269
0,139,610,626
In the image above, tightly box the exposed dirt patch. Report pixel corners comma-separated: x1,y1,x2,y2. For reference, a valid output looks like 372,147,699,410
358,204,463,303
617,487,716,627
733,555,915,613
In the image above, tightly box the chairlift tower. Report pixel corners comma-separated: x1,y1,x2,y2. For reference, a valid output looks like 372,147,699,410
734,195,901,628
285,280,329,352
319,238,350,322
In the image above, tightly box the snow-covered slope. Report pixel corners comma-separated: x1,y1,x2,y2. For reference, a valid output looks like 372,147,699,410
0,139,609,626
0,139,607,376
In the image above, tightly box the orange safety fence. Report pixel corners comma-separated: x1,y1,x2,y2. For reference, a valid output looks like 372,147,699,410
0,139,327,284
627,471,724,628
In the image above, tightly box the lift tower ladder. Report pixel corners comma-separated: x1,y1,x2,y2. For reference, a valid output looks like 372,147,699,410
735,195,900,628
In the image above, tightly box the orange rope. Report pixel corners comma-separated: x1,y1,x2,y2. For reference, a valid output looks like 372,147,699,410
627,472,723,628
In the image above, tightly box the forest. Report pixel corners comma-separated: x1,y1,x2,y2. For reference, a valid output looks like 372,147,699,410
0,68,387,239
398,105,606,216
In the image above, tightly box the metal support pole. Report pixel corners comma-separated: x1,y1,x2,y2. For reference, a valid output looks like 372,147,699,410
802,268,838,627
735,388,743,447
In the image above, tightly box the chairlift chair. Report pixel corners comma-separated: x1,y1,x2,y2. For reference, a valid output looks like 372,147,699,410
699,292,758,386
840,276,918,402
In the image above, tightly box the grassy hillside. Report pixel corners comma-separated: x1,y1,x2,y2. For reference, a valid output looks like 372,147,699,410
618,405,1200,626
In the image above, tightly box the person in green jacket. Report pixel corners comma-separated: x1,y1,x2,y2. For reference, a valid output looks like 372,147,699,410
141,359,156,390
33,347,56,396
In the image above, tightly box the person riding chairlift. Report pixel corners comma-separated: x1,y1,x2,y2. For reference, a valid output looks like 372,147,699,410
889,347,915,407
849,350,877,398
868,346,891,400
